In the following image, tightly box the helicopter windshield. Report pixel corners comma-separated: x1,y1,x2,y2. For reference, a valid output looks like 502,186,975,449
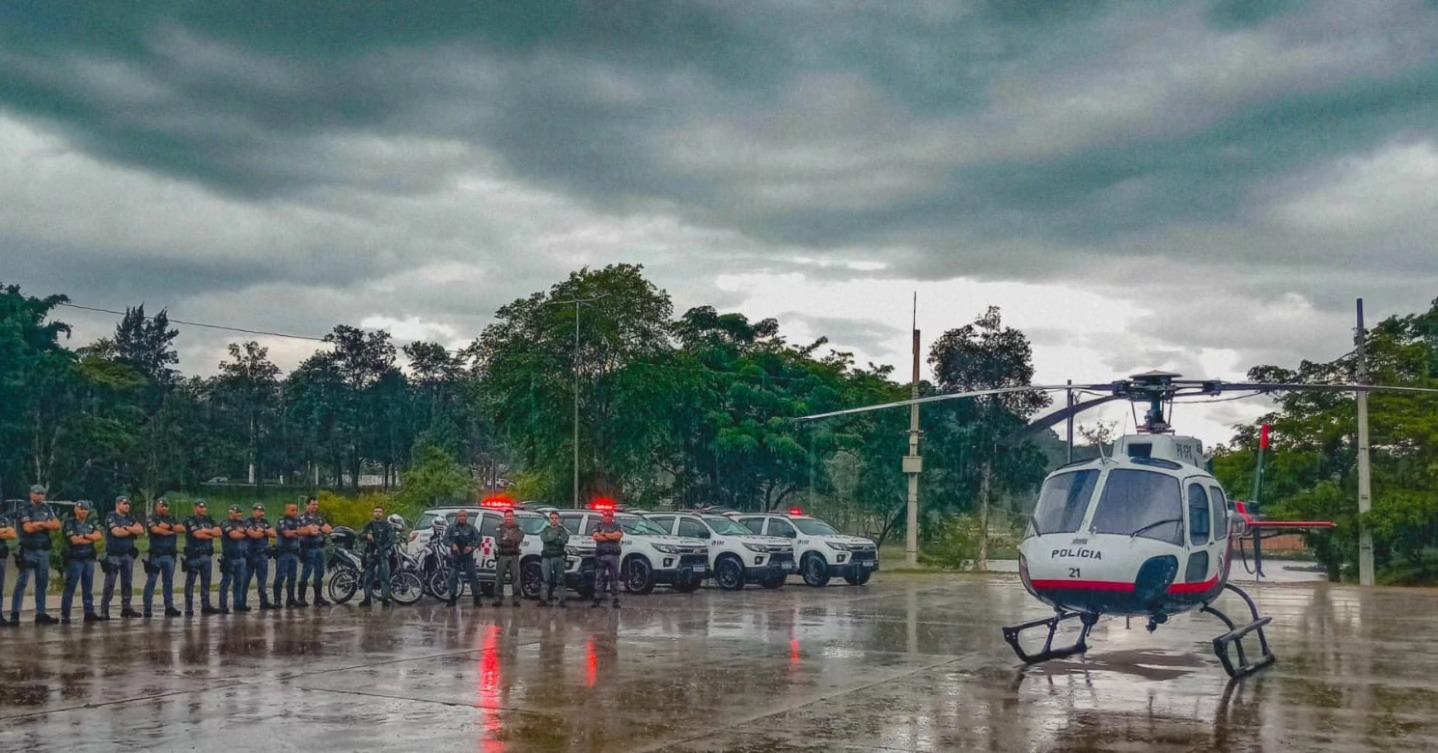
1089,469,1183,545
1032,470,1099,535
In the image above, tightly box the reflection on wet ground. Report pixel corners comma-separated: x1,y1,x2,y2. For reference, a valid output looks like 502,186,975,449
1,573,1435,751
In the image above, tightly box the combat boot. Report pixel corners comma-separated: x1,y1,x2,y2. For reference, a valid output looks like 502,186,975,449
121,608,142,618
201,605,220,615
165,607,182,617
537,599,549,607
36,613,59,625
0,613,9,627
612,598,621,609
357,597,372,607
313,584,331,607
84,612,102,623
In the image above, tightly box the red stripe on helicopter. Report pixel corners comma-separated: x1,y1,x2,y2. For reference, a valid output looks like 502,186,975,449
1030,575,1220,595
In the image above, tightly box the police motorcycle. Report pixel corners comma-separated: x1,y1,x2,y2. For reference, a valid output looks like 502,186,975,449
325,516,425,605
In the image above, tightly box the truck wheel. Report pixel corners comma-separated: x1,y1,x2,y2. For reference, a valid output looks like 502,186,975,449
521,560,543,599
801,554,831,587
624,557,656,595
844,570,872,586
715,555,745,591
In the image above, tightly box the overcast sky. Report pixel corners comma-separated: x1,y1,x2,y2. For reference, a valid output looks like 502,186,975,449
5,1,1437,447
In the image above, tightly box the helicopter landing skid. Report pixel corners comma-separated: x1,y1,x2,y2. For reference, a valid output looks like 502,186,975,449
1003,610,1097,665
1202,583,1275,679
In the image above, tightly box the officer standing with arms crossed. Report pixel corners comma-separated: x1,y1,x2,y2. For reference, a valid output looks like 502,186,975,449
359,506,396,607
592,508,623,609
182,501,220,616
297,496,333,607
0,504,16,627
60,500,104,623
12,484,62,625
494,509,526,607
101,495,145,620
143,498,184,618
444,509,483,608
218,506,250,613
538,511,570,607
244,504,278,610
274,502,303,608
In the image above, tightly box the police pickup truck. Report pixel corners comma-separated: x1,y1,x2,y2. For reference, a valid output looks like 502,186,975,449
558,505,709,594
645,512,795,590
409,501,595,600
729,510,878,587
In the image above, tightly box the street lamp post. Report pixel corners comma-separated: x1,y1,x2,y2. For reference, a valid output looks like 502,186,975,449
545,294,606,508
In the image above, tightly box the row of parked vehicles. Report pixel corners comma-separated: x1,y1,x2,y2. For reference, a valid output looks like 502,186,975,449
333,500,881,605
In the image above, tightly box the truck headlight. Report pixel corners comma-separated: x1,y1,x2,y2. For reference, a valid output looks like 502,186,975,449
825,542,854,552
565,546,581,556
743,543,768,553
654,544,679,554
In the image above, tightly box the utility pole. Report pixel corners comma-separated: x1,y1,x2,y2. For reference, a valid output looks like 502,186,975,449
904,294,922,568
1355,298,1374,587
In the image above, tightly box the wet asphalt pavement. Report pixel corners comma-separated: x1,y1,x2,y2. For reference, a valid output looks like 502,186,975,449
2,571,1436,752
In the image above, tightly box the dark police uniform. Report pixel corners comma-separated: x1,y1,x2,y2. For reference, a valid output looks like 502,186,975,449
298,510,330,605
0,511,11,626
539,523,570,605
12,502,58,622
494,520,525,606
61,514,100,621
273,514,302,607
102,508,142,618
360,518,396,605
143,511,181,616
243,514,275,609
183,513,218,614
218,516,250,612
444,519,483,607
592,518,623,606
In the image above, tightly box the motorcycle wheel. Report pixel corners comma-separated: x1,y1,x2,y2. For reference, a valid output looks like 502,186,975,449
328,566,359,604
426,567,452,601
389,570,424,605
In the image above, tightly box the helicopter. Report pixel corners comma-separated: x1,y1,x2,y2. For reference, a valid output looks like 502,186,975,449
797,370,1438,678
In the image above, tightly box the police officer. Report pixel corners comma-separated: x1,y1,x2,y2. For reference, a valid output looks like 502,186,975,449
591,508,623,609
143,498,185,618
102,495,145,620
273,502,303,608
217,505,250,614
0,503,16,627
12,484,62,624
494,509,526,607
444,509,483,608
538,511,570,608
359,506,395,607
243,504,278,610
297,496,333,607
61,500,104,623
182,501,221,616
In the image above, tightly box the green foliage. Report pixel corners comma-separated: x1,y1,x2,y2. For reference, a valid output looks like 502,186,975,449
395,442,475,511
917,514,1022,571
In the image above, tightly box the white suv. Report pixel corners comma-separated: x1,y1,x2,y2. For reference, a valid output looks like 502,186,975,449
558,509,709,594
730,512,878,587
646,512,795,590
409,504,596,599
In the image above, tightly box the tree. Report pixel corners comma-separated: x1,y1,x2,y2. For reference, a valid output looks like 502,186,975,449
214,342,281,487
927,307,1051,562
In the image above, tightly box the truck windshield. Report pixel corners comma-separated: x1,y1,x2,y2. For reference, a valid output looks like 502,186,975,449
618,515,669,536
515,514,546,534
704,516,751,536
1089,469,1183,545
1032,470,1099,535
792,519,839,536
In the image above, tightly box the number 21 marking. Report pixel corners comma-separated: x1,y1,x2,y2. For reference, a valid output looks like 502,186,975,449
1068,568,1080,578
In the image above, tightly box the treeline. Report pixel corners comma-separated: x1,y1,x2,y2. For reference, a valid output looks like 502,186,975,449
1212,298,1438,583
0,265,1060,544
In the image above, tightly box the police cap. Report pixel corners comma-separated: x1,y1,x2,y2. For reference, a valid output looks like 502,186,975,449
30,483,47,494
76,500,94,511
229,505,243,514
115,495,130,504
252,503,266,511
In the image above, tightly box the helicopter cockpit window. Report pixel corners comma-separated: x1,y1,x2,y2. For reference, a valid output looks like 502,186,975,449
1209,485,1229,539
1187,483,1211,546
1032,470,1099,535
1089,470,1183,545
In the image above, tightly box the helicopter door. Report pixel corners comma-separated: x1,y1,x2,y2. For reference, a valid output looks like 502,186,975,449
1184,483,1212,583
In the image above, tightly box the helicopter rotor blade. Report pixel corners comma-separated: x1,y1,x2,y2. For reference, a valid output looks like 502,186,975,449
793,383,1116,422
999,394,1129,446
1204,382,1438,396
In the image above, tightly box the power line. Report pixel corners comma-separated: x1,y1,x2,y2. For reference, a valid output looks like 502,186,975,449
59,302,327,342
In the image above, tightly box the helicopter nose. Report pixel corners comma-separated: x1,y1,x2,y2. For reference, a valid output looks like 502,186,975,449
1135,555,1180,603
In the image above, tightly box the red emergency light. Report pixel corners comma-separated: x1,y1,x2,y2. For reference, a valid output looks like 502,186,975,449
481,496,513,509
788,508,804,516
1260,424,1271,450
590,498,617,512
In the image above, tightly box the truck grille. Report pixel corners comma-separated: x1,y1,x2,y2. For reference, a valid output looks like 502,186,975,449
679,553,707,569
769,551,795,568
851,549,877,564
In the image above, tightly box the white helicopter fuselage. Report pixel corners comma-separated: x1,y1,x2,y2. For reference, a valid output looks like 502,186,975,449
1018,434,1234,618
